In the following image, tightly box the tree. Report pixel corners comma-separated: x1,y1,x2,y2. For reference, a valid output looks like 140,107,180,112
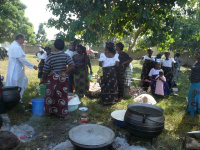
0,0,36,44
36,23,48,45
47,0,187,50
136,0,200,55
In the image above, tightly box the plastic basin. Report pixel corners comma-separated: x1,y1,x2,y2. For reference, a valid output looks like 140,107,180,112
32,98,44,116
68,105,79,112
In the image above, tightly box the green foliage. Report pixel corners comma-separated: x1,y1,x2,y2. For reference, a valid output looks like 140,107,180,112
0,0,36,44
36,23,48,45
47,0,187,50
134,0,200,55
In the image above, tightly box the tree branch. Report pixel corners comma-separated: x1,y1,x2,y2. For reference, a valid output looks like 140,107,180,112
128,25,147,51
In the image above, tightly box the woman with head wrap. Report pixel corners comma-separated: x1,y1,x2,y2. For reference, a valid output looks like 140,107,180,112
40,39,75,117
161,52,175,91
172,52,182,87
141,49,155,91
186,50,200,116
73,45,90,97
116,42,133,99
99,42,119,104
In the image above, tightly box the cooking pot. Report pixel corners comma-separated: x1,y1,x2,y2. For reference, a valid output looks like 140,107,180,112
69,124,115,150
124,103,165,139
2,86,21,103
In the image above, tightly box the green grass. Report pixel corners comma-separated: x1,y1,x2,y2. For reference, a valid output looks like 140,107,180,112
0,55,199,149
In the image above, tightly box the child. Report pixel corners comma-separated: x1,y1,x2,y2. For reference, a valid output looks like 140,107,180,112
155,70,166,96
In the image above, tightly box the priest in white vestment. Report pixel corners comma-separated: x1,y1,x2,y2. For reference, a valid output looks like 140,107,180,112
5,34,37,101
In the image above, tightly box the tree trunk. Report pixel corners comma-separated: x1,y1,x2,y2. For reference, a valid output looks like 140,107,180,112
128,25,147,52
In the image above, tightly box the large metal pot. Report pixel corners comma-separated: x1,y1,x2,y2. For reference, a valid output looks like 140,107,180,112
2,86,21,103
124,103,165,139
69,124,115,150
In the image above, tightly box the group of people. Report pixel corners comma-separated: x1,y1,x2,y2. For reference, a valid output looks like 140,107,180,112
4,33,200,118
99,42,133,104
141,49,182,97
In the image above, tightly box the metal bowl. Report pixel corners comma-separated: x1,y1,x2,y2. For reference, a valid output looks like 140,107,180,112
69,124,115,149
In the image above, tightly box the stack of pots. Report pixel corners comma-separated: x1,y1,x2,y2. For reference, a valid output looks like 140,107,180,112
124,103,164,139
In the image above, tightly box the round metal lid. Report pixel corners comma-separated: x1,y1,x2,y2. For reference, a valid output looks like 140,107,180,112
69,124,115,148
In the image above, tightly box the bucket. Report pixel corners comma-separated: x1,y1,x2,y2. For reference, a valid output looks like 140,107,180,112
39,85,46,97
32,98,44,116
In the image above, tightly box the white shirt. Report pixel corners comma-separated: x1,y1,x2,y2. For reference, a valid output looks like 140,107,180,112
143,55,155,61
99,53,119,67
161,58,176,67
65,49,77,58
149,68,163,76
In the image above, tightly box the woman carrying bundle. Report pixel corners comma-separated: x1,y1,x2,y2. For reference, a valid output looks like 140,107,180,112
99,42,119,104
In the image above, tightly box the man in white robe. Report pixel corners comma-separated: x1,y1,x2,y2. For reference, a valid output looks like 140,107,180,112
5,34,37,101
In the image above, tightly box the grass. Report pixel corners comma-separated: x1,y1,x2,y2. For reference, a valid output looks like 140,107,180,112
0,55,200,149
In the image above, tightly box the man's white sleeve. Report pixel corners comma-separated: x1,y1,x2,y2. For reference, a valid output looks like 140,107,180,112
18,57,34,69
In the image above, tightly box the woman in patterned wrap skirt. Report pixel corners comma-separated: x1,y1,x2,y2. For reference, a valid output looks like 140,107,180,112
40,39,74,117
73,45,89,97
99,42,119,104
115,42,133,99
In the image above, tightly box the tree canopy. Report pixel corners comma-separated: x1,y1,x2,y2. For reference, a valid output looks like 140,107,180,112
47,0,193,51
36,23,48,46
0,0,36,44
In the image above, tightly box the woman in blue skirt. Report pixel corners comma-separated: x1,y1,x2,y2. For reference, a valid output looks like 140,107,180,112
187,50,200,116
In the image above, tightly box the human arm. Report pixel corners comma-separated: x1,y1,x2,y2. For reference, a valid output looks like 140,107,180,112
99,53,105,67
18,57,37,70
87,56,93,74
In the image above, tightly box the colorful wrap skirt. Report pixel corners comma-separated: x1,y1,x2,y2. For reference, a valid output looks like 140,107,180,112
186,82,200,116
74,67,89,97
117,66,126,98
45,72,69,117
101,66,119,104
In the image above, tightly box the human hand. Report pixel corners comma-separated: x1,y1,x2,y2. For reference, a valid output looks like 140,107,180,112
39,80,45,85
33,65,38,70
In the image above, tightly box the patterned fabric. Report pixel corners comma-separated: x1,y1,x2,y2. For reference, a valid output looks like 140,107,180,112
141,59,155,91
124,65,133,86
117,66,126,98
161,66,173,89
189,62,200,83
43,51,74,75
186,82,200,116
45,72,69,117
74,67,89,97
101,66,119,104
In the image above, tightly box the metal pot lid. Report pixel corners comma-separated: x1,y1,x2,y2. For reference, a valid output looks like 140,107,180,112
69,124,115,148
128,103,163,116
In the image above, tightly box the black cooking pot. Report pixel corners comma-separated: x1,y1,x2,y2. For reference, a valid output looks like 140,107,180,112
2,86,21,103
124,103,165,139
